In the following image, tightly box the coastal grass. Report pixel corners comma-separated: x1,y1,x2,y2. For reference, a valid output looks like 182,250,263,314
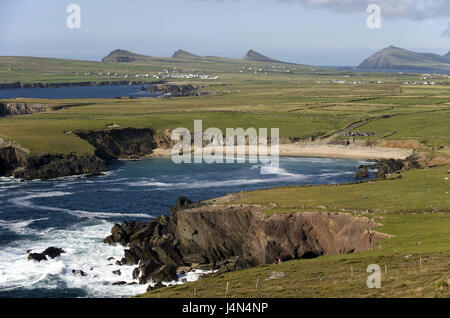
233,166,450,216
1,83,449,154
3,55,447,85
140,166,450,298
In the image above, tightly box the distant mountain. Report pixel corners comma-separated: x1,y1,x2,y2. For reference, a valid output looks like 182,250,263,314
358,46,450,72
172,49,201,59
243,50,286,64
102,49,148,63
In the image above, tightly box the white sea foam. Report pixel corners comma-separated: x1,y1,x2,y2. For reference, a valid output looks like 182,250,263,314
0,218,48,235
7,191,153,219
0,221,211,297
127,173,309,189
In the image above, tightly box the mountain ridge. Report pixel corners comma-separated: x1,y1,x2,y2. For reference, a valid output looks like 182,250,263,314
243,49,286,64
359,46,450,71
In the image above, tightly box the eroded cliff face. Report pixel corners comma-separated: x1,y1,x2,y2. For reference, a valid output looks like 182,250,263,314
0,102,49,117
104,201,387,284
146,83,209,97
0,128,172,180
75,128,173,162
0,144,107,180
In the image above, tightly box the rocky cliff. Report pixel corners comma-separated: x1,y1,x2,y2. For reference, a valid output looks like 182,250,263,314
0,144,107,180
104,199,386,284
75,128,161,162
0,128,173,180
145,83,207,97
0,102,49,117
0,80,151,90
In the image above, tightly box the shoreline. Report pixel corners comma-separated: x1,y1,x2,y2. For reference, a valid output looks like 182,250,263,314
148,143,414,161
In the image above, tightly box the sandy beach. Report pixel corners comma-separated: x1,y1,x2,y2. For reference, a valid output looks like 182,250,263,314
149,143,414,160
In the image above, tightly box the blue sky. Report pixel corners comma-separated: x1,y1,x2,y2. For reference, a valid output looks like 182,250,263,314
0,0,448,65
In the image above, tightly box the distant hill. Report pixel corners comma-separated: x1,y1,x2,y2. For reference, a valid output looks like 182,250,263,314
243,50,286,64
358,46,450,72
172,49,201,59
102,49,149,63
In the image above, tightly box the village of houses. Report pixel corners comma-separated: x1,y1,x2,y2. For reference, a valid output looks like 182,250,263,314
57,68,219,80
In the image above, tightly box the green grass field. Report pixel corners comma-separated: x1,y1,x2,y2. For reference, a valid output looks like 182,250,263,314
140,166,450,298
1,82,449,154
1,55,449,298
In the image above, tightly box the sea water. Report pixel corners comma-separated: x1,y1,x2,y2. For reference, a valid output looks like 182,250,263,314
0,157,371,298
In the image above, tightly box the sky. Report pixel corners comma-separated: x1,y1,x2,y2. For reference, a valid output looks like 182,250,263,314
0,0,449,66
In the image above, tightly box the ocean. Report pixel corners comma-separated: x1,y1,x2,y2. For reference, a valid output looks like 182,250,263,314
0,157,371,298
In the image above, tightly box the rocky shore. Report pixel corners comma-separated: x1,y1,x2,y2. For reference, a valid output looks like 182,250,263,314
144,83,209,97
0,128,173,180
0,80,154,90
0,102,49,116
103,197,388,289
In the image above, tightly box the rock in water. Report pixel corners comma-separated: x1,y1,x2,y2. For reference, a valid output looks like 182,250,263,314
27,253,47,262
354,167,369,179
27,247,65,261
43,247,65,259
112,281,127,286
72,270,87,277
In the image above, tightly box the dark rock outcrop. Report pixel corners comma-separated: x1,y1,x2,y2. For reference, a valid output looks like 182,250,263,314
27,247,65,262
0,80,151,90
43,247,65,259
145,83,205,97
104,199,386,284
0,145,107,180
147,282,165,292
72,270,87,277
112,281,127,285
75,128,158,162
354,166,369,179
365,154,422,179
27,253,47,262
0,102,49,117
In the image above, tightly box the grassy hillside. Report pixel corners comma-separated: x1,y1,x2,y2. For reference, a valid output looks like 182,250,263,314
359,46,450,72
0,83,449,154
140,166,450,298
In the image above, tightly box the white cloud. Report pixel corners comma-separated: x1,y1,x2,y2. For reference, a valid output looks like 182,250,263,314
193,0,450,36
277,0,450,20
442,23,450,37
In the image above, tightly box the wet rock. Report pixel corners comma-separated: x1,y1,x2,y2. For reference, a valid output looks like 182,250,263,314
132,267,140,280
146,282,165,292
72,270,87,277
43,247,65,259
150,265,178,284
112,270,121,276
27,253,47,262
176,266,191,275
138,260,162,284
112,281,127,286
124,250,140,265
354,167,369,179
